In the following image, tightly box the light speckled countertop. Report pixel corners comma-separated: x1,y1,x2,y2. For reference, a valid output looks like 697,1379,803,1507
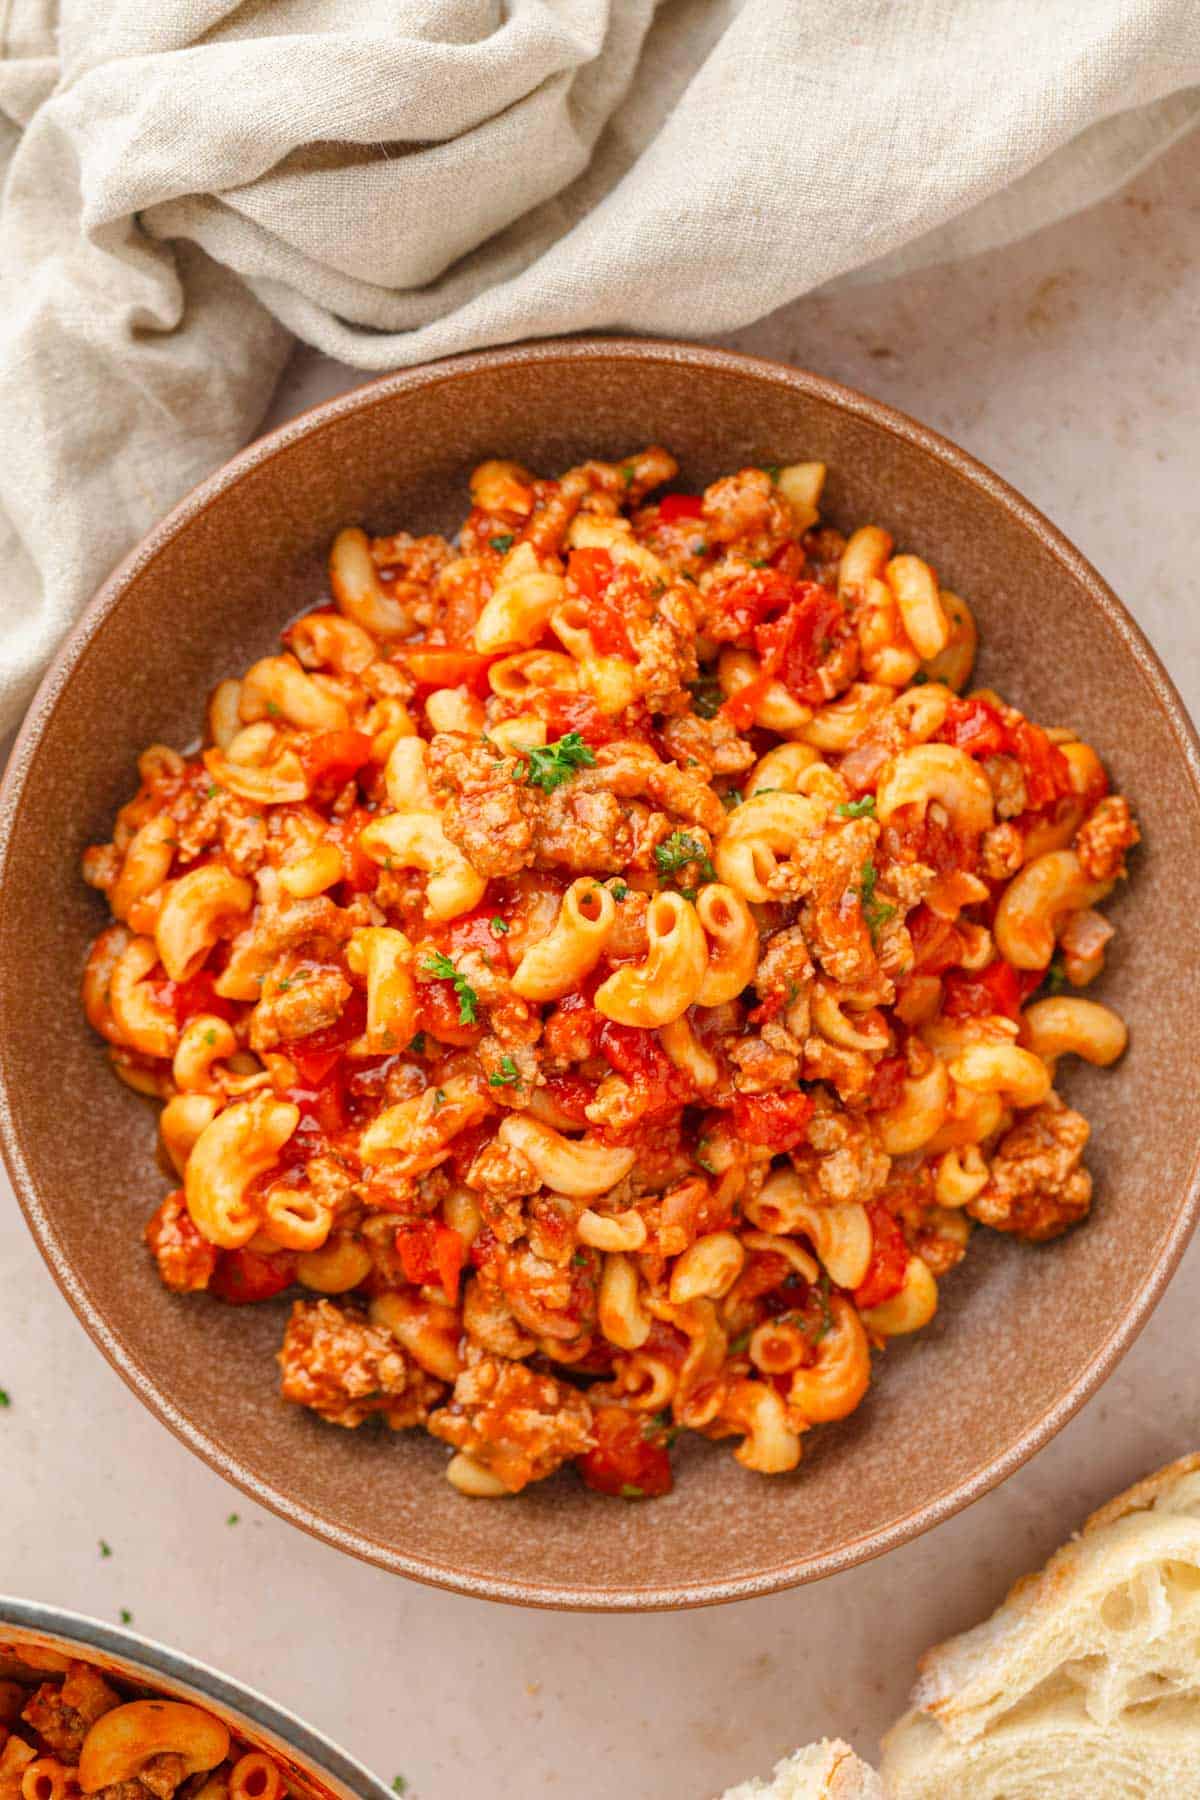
3,133,1197,1800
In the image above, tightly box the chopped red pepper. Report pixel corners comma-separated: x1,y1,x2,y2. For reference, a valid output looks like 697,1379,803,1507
658,493,705,524
854,1204,910,1311
210,1248,296,1305
752,581,852,705
579,1405,674,1498
731,1089,815,1151
395,1220,466,1304
1007,718,1071,810
598,1020,691,1115
159,967,239,1025
417,978,485,1048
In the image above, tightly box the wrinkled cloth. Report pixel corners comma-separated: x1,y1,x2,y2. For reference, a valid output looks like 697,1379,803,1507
1,0,1198,731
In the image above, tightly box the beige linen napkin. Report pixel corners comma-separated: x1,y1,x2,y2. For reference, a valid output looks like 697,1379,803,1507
2,0,1198,732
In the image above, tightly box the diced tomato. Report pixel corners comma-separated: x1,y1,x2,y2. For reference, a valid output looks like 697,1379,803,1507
431,906,515,968
769,541,807,580
393,645,494,696
540,1072,597,1127
864,1054,907,1113
536,691,625,746
288,1046,342,1087
1008,718,1071,810
719,671,773,731
907,904,966,976
706,567,795,643
579,1405,674,1499
446,1117,493,1182
286,1062,347,1139
566,547,615,603
598,1020,691,1114
589,595,635,658
416,977,484,1048
210,1248,296,1305
658,493,705,524
297,729,374,788
395,1220,466,1304
160,967,239,1025
731,1089,815,1151
937,697,1009,758
854,1204,910,1310
942,958,1041,1022
753,582,853,705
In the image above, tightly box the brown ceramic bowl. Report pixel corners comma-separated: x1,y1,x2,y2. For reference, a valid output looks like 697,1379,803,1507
2,338,1198,1609
0,1596,389,1800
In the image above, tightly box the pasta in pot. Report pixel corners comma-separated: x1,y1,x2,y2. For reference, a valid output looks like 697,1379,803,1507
0,1647,302,1800
78,447,1138,1499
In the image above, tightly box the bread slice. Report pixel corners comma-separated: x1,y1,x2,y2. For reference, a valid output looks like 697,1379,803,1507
881,1453,1200,1797
720,1738,882,1798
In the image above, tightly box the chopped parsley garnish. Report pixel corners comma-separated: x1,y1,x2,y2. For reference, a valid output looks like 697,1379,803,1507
519,731,596,793
119,1610,132,1625
489,916,510,937
619,1483,646,1499
421,952,478,1025
0,1389,10,1408
720,788,742,811
488,1056,521,1088
609,880,629,901
489,534,515,554
408,1031,426,1054
837,794,876,819
690,540,708,556
620,463,636,488
205,783,220,799
857,859,896,944
910,670,930,685
728,1329,752,1354
687,674,724,719
572,1250,589,1267
654,831,716,888
694,1138,716,1175
1039,954,1068,998
433,1088,447,1109
392,1782,408,1797
99,1540,112,1558
203,1028,217,1046
226,1513,239,1526
763,464,782,482
266,700,281,717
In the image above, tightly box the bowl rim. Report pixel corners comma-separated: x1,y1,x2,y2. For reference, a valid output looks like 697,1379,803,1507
0,1594,391,1800
3,333,1200,1610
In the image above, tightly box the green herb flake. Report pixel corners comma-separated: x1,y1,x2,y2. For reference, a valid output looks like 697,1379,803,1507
226,1513,239,1526
620,464,636,489
619,1483,646,1500
910,670,930,685
205,783,221,800
856,859,897,944
203,1028,217,1046
421,952,478,1026
488,1055,521,1089
686,674,724,719
99,1540,112,1559
119,1610,133,1625
266,701,281,717
763,464,782,482
572,1250,589,1268
1041,954,1068,997
654,830,716,887
691,540,709,556
0,1389,10,1409
728,1330,752,1354
489,534,515,555
519,731,596,794
837,794,877,819
408,1032,426,1054
720,788,742,812
433,1088,447,1109
609,880,629,902
489,916,510,937
749,558,768,569
392,1782,408,1797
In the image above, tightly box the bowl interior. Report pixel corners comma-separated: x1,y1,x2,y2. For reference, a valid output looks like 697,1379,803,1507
3,341,1198,1607
0,1603,386,1800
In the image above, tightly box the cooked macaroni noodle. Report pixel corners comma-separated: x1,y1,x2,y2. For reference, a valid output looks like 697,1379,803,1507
79,448,1138,1499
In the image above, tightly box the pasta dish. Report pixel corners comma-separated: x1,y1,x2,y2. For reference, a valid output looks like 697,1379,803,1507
79,449,1137,1499
0,1643,297,1800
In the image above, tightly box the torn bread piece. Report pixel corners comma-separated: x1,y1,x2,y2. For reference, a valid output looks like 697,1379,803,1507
881,1453,1200,1798
720,1737,883,1798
